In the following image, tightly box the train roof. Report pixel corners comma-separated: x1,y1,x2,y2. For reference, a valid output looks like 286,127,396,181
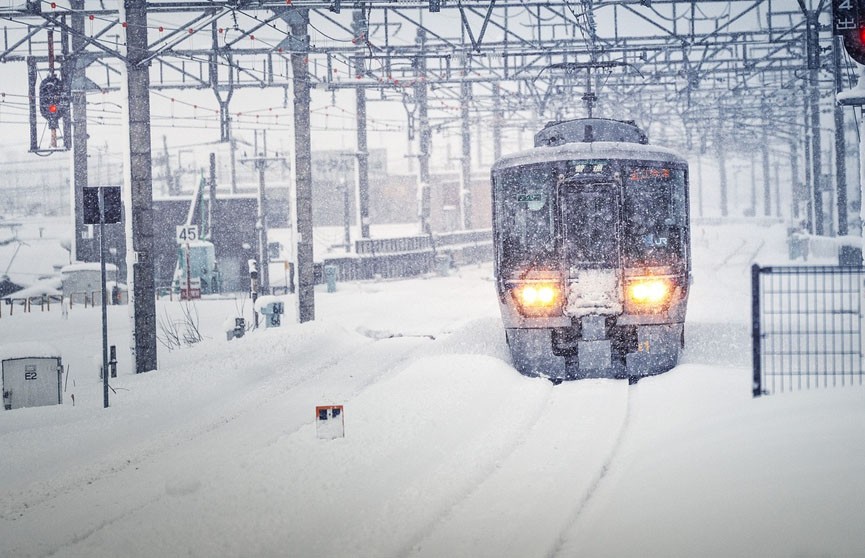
491,141,687,172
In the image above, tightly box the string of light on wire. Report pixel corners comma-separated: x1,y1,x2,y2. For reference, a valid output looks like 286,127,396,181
30,0,497,97
21,0,514,133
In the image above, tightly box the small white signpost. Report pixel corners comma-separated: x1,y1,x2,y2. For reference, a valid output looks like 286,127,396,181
316,405,345,439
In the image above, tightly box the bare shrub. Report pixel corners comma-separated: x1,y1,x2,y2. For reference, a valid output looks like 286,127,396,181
157,302,204,351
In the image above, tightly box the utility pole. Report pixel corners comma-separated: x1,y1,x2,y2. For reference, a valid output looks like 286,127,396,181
460,79,472,229
353,10,371,239
790,138,801,220
833,36,849,236
415,27,432,235
70,0,93,264
288,8,315,323
774,161,781,217
804,5,824,234
493,83,502,162
761,99,771,217
120,0,157,373
750,150,757,216
240,130,284,294
716,129,728,217
696,153,704,218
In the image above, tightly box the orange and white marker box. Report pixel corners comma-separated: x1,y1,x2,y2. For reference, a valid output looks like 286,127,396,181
316,405,344,439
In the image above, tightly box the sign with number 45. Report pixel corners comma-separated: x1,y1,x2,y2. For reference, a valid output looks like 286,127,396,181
176,225,199,243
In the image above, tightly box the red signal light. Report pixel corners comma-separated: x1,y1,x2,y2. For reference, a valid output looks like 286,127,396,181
859,26,865,43
48,104,57,114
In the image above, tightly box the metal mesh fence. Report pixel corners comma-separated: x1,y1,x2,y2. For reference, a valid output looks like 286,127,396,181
751,265,865,397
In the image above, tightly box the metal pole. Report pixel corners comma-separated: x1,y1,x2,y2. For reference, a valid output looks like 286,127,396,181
185,242,191,298
806,10,824,235
697,153,704,218
99,188,109,408
356,75,370,239
460,80,472,229
751,263,762,398
762,107,771,217
803,93,813,231
492,83,502,162
717,131,728,217
120,0,157,373
71,0,93,264
256,130,270,294
774,161,781,217
833,36,849,236
415,27,432,235
290,9,315,323
353,11,371,239
27,57,37,153
342,179,351,252
208,152,216,241
750,150,757,216
791,138,801,220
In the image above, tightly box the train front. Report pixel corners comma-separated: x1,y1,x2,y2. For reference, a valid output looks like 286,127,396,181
491,118,690,382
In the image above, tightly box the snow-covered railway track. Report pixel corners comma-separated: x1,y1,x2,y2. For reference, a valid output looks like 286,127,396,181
711,237,766,273
0,326,433,558
403,380,632,558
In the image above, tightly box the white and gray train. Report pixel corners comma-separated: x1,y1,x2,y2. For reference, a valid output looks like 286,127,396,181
491,118,691,382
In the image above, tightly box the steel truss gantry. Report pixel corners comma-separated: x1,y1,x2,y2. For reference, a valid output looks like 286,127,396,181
0,0,848,375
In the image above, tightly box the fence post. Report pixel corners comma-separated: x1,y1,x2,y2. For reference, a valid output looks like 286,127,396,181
751,263,762,397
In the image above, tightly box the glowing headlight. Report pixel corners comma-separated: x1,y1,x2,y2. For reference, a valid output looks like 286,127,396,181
519,284,558,306
627,278,670,305
511,283,561,316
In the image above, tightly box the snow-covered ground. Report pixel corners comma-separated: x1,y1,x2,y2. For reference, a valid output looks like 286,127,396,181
1,218,863,558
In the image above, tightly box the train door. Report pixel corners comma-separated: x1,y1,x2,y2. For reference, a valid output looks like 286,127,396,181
559,182,619,273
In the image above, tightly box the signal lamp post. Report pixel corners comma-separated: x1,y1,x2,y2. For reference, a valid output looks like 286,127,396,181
83,186,122,408
38,75,68,148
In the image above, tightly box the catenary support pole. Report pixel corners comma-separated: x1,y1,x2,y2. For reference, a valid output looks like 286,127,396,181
120,0,157,373
255,130,270,293
716,130,728,217
761,100,771,217
791,138,801,219
833,36,849,236
290,9,315,323
460,79,472,229
415,26,432,234
492,83,502,163
806,9,824,235
353,10,371,240
70,0,93,264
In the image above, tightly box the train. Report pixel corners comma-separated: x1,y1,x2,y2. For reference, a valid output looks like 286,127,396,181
491,118,691,382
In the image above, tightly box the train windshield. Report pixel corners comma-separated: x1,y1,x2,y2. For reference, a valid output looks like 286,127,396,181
494,163,557,273
622,166,688,267
560,182,618,268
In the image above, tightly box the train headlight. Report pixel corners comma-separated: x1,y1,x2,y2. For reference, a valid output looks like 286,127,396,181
626,277,672,310
511,283,561,316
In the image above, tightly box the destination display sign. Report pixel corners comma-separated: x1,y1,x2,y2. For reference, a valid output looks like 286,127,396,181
566,160,610,175
628,167,672,182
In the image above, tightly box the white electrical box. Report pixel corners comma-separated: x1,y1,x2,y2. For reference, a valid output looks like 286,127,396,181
2,356,63,411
